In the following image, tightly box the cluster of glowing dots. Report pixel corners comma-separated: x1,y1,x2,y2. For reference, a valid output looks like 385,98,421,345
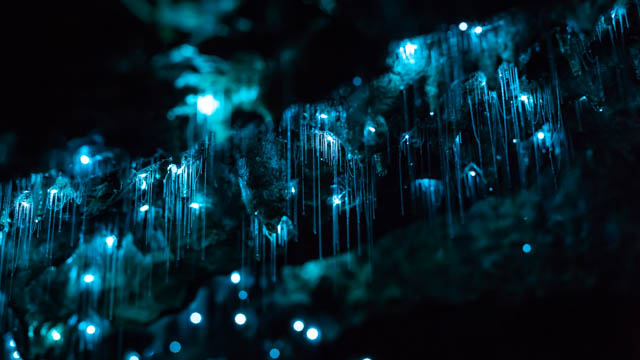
230,271,241,284
367,126,376,133
196,94,220,116
190,312,202,324
269,348,281,359
234,313,247,326
522,243,532,253
333,195,341,206
83,274,95,284
291,186,296,194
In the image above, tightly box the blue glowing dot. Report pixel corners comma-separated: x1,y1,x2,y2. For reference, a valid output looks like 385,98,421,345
352,76,363,86
367,126,376,133
12,351,20,359
230,271,241,284
537,132,545,140
50,330,61,341
9,339,16,347
306,327,320,341
363,358,372,360
520,95,529,102
319,113,328,119
489,187,494,192
126,352,140,360
189,202,200,209
190,312,202,324
197,94,219,116
86,325,96,335
169,341,181,353
459,22,468,31
474,26,483,34
80,155,91,165
293,320,304,332
522,243,532,253
512,138,518,144
83,274,95,283
333,196,341,205
105,236,115,248
234,313,247,326
139,205,149,212
291,186,296,194
269,348,281,359
238,290,248,300
469,170,477,177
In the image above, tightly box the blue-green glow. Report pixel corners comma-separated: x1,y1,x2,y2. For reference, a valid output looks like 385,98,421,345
50,329,61,341
352,76,362,86
474,26,483,34
83,274,95,283
269,348,281,359
190,312,202,324
459,22,468,31
230,271,241,284
169,341,181,353
12,351,20,359
537,131,545,140
80,155,91,165
105,236,115,248
197,94,219,116
139,205,149,212
306,327,320,341
234,312,247,325
238,290,248,300
522,243,532,253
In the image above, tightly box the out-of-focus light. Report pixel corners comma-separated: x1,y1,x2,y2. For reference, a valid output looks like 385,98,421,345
83,274,95,283
238,290,248,300
105,236,115,248
520,95,529,102
469,170,477,177
139,205,149,212
9,339,16,347
319,113,328,119
352,76,362,86
126,352,140,360
474,26,483,34
333,196,341,206
190,312,202,324
326,135,334,142
234,313,247,326
86,325,96,335
80,155,91,165
293,320,305,332
291,186,296,194
189,202,200,209
306,327,320,341
197,94,219,116
269,348,281,359
50,330,61,341
430,111,435,116
363,358,372,360
522,243,532,253
12,351,20,359
537,131,545,140
512,139,518,144
404,42,417,57
459,22,468,31
169,341,181,353
367,126,376,133
230,271,241,284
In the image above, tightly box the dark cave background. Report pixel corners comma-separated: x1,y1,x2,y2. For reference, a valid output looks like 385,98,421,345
2,0,639,359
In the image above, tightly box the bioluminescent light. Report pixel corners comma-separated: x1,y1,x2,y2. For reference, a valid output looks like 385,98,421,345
537,131,545,140
49,189,58,196
9,339,16,347
458,22,468,31
196,94,220,116
353,76,362,86
522,243,532,253
269,348,281,359
86,325,96,335
139,205,149,212
404,42,417,57
293,320,305,332
80,155,91,165
105,236,115,248
489,187,494,192
190,312,202,324
238,290,248,300
326,135,334,142
429,111,435,116
333,196,341,206
189,202,200,209
169,341,182,353
512,139,518,144
367,126,376,133
83,274,95,283
234,312,247,326
230,271,241,284
520,95,529,102
363,358,372,360
12,351,20,359
126,352,140,360
306,327,320,341
50,329,61,341
291,186,296,194
473,26,483,34
469,170,477,177
319,113,328,119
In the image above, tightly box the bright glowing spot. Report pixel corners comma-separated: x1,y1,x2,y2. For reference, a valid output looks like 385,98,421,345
234,313,247,326
197,94,219,116
83,274,95,283
537,131,545,140
404,42,417,56
333,196,341,205
326,135,334,142
269,348,281,359
106,236,115,248
139,205,149,212
293,320,304,332
49,189,58,195
12,351,20,359
169,341,181,353
9,339,16,347
140,180,147,190
230,271,241,284
363,358,372,360
404,134,410,140
319,113,328,119
80,155,91,165
367,126,376,133
86,325,96,335
520,95,529,102
459,22,468,31
21,201,29,207
190,312,202,324
469,170,477,177
489,187,494,192
429,112,435,116
512,139,518,144
306,327,320,341
473,26,483,34
50,330,61,341
189,202,200,209
238,290,248,300
522,243,532,253
352,76,362,86
127,354,140,360
291,186,296,194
